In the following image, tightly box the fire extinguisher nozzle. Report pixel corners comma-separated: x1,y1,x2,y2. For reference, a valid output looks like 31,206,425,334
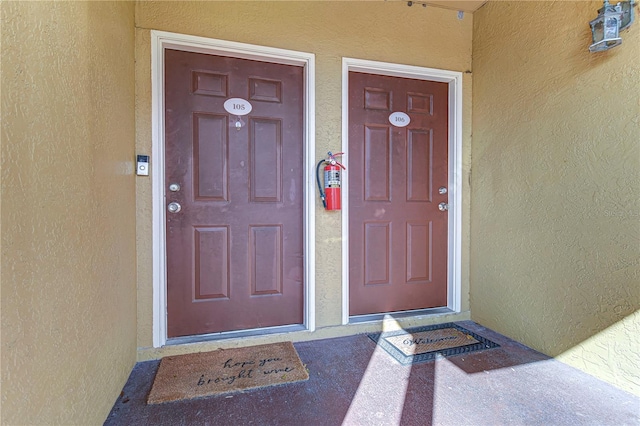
316,158,328,209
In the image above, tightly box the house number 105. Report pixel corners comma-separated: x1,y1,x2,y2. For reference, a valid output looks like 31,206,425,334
224,98,253,116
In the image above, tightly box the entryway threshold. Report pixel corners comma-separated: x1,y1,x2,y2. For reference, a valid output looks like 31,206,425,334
349,307,455,324
166,324,308,346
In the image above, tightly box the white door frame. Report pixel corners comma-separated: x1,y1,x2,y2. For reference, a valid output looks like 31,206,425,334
151,30,316,347
341,58,463,324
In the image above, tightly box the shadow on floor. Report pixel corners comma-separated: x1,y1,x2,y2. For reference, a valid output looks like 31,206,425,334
105,321,639,426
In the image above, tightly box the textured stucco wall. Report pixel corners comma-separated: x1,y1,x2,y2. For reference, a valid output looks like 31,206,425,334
471,1,639,395
1,2,138,424
135,1,473,357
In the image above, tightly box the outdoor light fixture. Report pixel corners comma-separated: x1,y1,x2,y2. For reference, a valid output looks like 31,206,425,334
589,0,635,52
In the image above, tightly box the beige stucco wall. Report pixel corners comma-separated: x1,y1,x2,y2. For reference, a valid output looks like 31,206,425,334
471,1,639,396
1,2,137,424
135,1,473,358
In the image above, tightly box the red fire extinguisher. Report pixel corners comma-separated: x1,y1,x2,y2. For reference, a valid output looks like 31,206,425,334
316,152,345,211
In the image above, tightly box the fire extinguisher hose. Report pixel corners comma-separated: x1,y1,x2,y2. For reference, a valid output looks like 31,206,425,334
316,159,327,209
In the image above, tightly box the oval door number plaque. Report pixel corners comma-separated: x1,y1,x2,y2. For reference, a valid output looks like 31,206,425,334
224,98,253,116
389,112,410,127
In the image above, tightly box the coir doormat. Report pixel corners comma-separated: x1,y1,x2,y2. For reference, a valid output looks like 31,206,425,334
369,323,499,365
147,341,309,404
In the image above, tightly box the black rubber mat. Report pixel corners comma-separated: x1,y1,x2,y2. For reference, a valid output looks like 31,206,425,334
369,322,499,365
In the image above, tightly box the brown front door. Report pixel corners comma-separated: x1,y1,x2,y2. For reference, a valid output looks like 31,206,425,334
349,71,449,316
164,49,304,338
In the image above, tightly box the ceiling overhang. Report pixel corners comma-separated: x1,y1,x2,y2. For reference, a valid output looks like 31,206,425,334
424,1,487,12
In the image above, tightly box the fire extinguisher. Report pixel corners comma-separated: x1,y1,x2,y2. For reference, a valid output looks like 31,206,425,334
316,151,346,210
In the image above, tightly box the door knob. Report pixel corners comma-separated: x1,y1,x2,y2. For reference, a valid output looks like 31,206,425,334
168,202,181,213
438,202,449,211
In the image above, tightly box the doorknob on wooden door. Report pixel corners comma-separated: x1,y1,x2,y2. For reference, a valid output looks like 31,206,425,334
168,202,181,213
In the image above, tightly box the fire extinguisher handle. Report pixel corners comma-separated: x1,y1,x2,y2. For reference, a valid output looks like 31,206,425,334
327,151,346,170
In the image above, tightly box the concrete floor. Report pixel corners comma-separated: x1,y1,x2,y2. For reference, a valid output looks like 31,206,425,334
105,321,639,425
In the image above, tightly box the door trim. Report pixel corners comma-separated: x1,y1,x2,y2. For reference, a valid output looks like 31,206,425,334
341,58,463,324
151,30,316,347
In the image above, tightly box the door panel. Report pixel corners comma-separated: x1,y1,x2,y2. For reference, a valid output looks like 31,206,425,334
194,226,229,300
364,125,391,201
193,113,228,201
364,222,390,285
249,118,282,202
165,49,304,337
349,71,449,316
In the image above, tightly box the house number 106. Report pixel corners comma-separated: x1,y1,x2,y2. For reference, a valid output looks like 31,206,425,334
389,111,410,128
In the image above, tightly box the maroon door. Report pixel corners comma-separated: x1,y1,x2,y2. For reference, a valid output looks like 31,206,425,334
349,71,449,316
164,49,304,337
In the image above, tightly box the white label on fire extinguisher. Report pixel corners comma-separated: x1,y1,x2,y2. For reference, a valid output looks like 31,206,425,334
324,170,341,188
389,112,410,127
223,98,252,116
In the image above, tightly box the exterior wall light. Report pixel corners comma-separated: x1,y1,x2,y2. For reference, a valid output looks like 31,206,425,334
589,0,635,52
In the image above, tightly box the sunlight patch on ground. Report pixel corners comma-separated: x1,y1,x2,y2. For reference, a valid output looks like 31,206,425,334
342,316,411,424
